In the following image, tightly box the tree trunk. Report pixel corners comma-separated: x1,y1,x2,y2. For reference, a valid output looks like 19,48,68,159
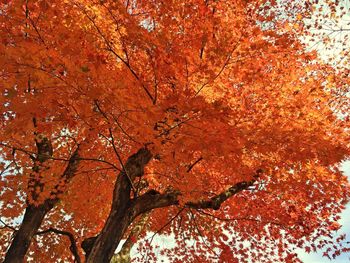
4,140,80,262
85,148,152,263
85,208,134,263
110,212,150,263
83,147,259,262
3,204,50,263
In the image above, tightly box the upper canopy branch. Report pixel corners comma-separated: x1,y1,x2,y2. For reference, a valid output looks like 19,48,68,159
131,169,263,215
187,169,262,210
78,4,155,103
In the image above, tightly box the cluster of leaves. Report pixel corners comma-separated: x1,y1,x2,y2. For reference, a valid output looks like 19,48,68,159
0,0,349,262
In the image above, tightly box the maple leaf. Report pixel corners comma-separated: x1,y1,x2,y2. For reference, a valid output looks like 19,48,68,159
0,0,349,263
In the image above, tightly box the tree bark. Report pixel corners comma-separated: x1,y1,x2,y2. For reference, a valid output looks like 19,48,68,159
3,204,50,263
4,141,80,263
83,146,261,262
85,148,152,263
110,212,150,263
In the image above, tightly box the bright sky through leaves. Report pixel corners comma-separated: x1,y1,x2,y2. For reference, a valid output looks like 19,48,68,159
0,0,350,262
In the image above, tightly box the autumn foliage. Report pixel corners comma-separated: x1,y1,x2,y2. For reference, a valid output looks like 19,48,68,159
0,0,350,262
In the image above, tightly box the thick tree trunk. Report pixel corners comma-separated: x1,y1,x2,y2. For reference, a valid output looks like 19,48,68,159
84,169,133,263
110,212,150,263
3,204,50,263
4,135,53,263
85,148,152,263
85,208,134,263
83,147,260,263
4,140,80,262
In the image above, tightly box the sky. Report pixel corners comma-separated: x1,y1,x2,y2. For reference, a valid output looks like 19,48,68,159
133,3,350,262
1,1,350,262
297,3,350,261
126,162,350,262
298,161,350,263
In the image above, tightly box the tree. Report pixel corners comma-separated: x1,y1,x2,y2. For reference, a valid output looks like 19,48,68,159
0,0,349,262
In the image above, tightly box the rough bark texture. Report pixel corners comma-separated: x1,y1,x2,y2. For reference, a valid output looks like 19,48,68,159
82,147,260,262
110,212,150,263
186,169,262,210
3,204,50,263
4,141,80,263
85,148,152,263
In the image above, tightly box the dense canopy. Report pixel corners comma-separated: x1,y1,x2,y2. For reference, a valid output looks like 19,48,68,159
0,0,350,262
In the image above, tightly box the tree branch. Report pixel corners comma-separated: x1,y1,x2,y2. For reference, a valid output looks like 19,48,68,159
187,157,203,172
0,218,17,232
47,146,80,203
4,134,80,262
79,5,155,103
131,169,263,215
108,128,137,193
83,147,153,262
130,189,181,216
186,178,257,210
111,212,151,263
0,142,36,160
36,227,81,263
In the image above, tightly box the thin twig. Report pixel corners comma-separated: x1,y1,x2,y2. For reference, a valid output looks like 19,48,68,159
187,157,203,172
195,36,242,96
197,210,287,228
189,210,220,257
144,207,185,262
108,128,137,193
79,5,155,103
0,218,17,232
